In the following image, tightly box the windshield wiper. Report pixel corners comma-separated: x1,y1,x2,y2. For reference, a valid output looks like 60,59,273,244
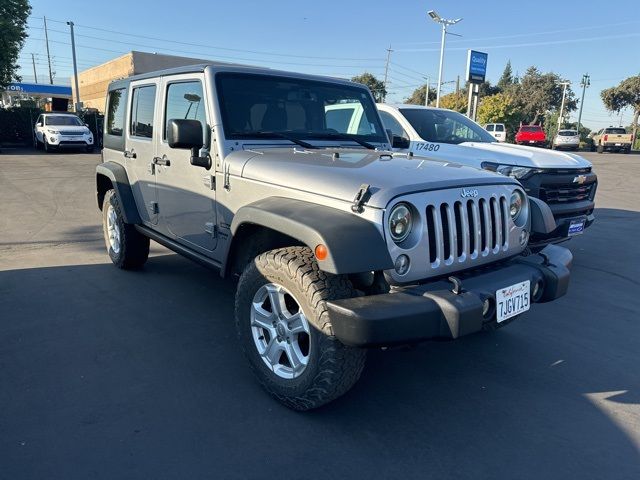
234,131,318,149
313,133,376,150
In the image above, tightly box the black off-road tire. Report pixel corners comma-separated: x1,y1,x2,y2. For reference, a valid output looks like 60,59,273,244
235,246,366,411
102,189,149,269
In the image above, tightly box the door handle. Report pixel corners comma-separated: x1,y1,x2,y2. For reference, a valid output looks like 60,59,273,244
153,156,170,167
123,149,137,159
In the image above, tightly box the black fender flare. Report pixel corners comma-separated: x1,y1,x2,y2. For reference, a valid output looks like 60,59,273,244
229,197,393,275
529,197,557,235
95,162,141,224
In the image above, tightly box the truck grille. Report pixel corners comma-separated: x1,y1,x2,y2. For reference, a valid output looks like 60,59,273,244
541,183,595,204
425,196,509,268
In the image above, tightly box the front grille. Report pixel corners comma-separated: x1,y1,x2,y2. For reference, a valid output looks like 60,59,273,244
541,183,595,203
425,196,508,268
60,131,84,136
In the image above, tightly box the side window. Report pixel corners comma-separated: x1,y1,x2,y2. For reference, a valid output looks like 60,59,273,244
106,88,126,136
495,124,505,132
130,85,156,138
486,124,495,132
379,111,407,139
325,107,355,132
164,81,207,141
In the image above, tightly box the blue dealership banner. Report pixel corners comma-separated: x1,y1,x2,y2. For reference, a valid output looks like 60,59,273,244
5,83,72,97
466,50,488,83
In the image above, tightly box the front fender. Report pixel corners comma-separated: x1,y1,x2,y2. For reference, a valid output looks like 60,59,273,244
230,197,393,275
96,162,141,224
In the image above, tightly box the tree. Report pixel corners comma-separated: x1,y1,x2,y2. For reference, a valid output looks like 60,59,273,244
601,75,640,149
404,83,436,106
496,61,514,92
477,92,523,141
0,0,31,90
516,66,577,125
351,72,386,102
439,92,468,113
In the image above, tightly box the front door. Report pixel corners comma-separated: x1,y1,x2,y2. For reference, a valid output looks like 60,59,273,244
126,80,159,225
155,75,217,252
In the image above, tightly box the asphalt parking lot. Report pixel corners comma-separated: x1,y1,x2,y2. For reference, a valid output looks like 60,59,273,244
1,149,639,479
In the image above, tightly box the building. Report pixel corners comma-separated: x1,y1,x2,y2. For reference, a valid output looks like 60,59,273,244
73,51,214,112
1,83,71,110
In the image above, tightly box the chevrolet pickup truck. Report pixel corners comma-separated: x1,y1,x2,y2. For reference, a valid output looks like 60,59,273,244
515,125,547,148
591,127,633,154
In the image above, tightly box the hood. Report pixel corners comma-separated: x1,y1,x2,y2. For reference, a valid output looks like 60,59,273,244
229,147,515,209
47,125,89,133
457,142,592,169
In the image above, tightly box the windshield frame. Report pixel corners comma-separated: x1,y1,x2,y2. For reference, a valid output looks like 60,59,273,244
214,72,389,146
399,107,496,145
45,115,83,126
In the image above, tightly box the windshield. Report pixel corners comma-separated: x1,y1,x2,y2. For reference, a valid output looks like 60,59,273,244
399,108,496,144
558,130,578,136
216,73,387,145
605,128,627,134
45,115,83,126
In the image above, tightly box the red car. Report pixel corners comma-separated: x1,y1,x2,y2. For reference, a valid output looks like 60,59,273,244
515,125,547,147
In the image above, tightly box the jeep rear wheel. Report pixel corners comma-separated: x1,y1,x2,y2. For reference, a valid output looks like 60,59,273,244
235,246,366,410
102,189,149,269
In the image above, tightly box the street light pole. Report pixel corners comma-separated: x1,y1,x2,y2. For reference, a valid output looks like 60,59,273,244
576,73,590,137
424,77,430,106
557,81,571,134
427,10,462,108
67,21,81,112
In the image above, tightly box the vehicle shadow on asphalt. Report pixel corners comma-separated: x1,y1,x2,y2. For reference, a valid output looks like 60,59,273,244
1,208,639,479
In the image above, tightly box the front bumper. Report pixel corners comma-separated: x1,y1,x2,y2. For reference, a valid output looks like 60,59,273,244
517,140,547,147
48,135,93,147
327,245,572,347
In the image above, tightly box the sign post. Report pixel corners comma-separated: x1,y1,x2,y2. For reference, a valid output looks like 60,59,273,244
465,50,488,121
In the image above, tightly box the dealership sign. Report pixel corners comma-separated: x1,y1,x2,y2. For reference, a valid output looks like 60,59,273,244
5,82,72,97
466,50,488,83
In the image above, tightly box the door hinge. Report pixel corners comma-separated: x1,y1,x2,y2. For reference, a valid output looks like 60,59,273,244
204,222,217,238
203,174,215,190
148,201,159,214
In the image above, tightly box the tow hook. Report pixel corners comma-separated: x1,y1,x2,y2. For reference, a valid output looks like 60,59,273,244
448,276,464,295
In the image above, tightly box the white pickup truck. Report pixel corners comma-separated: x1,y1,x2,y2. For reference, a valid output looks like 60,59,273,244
326,102,597,246
591,127,633,154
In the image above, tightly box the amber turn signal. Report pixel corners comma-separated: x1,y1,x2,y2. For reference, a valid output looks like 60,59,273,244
314,244,328,261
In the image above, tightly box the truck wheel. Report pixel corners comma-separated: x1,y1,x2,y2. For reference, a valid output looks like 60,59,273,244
596,144,604,154
102,189,149,269
624,147,631,154
235,246,366,410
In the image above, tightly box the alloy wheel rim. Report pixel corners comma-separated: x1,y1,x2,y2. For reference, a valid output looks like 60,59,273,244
250,283,311,379
106,205,121,254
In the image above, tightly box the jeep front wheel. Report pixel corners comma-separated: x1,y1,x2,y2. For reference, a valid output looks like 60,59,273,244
235,247,366,410
102,189,149,269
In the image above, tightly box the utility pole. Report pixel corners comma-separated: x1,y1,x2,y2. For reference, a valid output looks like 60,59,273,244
557,81,571,138
67,21,81,111
31,53,38,83
456,75,460,95
427,10,462,108
44,16,54,84
424,77,430,106
382,45,393,102
576,73,590,138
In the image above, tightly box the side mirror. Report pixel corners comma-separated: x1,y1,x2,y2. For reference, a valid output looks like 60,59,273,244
167,119,210,169
392,135,410,149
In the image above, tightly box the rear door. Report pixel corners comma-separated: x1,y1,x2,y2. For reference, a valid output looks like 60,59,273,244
125,80,159,225
155,74,217,252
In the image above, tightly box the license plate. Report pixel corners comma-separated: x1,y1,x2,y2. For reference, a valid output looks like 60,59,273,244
529,140,535,143
615,143,621,146
496,281,530,323
568,219,585,236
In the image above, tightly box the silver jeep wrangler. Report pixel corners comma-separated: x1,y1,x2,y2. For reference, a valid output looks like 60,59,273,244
96,63,572,410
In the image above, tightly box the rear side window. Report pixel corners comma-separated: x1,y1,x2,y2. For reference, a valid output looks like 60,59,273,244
130,85,157,138
164,81,207,140
485,124,494,132
326,108,355,132
495,124,505,132
106,88,126,136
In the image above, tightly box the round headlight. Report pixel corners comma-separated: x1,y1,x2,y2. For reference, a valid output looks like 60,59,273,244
510,190,525,220
389,203,412,243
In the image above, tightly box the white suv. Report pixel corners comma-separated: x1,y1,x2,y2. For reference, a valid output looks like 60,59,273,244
484,123,507,142
34,113,94,152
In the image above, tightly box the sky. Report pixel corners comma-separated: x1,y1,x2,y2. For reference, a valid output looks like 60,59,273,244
16,0,640,131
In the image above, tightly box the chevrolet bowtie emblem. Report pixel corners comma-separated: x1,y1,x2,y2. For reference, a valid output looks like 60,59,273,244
573,175,587,184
